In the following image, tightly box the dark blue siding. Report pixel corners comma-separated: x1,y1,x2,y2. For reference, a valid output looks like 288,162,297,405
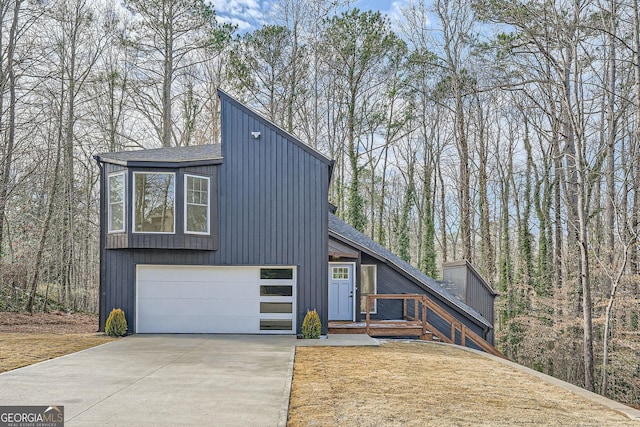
443,261,496,344
100,93,330,333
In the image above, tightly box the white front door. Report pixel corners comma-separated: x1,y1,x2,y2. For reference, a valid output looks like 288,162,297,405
328,263,354,321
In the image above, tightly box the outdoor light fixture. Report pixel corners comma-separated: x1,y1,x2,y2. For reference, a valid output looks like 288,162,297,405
251,131,261,139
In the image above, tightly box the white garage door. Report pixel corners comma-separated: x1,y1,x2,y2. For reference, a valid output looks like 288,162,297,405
136,265,296,334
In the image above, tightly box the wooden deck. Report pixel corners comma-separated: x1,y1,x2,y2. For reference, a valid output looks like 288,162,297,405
329,294,506,359
328,320,436,341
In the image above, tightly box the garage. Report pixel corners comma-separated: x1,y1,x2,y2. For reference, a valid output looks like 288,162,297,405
136,265,296,334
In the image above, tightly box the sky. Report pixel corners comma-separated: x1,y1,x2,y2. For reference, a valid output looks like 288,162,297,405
212,0,410,33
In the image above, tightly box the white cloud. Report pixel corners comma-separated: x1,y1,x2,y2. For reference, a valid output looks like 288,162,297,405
212,0,264,28
385,0,432,32
217,15,253,32
213,0,260,14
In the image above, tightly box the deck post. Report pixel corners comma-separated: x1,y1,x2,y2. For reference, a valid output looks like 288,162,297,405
461,325,466,346
366,296,371,335
421,300,427,335
403,298,407,320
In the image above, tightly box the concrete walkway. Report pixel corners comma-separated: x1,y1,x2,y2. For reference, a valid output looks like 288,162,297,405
0,335,296,426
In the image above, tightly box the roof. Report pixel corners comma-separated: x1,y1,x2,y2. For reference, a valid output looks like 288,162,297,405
328,213,492,329
217,89,333,166
94,144,223,167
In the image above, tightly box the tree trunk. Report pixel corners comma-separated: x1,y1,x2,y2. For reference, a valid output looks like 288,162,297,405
0,0,22,268
476,96,494,279
605,0,617,266
162,2,174,147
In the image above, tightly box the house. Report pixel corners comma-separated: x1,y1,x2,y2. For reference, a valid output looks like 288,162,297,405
94,90,495,349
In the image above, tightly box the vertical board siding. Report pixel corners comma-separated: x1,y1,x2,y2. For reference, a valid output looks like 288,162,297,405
101,93,329,333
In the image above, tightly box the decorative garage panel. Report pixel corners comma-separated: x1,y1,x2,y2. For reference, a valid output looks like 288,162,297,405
136,265,296,334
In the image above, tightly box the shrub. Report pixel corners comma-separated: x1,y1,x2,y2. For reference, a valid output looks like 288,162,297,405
302,309,321,339
105,308,128,337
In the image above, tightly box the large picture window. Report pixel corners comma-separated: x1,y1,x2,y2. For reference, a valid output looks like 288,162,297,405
133,172,175,233
360,265,377,314
185,175,210,234
108,173,125,233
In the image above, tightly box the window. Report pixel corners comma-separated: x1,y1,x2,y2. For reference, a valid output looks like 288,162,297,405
133,172,175,233
260,302,293,314
332,267,349,279
260,285,293,297
360,265,377,314
108,173,125,233
260,268,294,280
260,319,293,331
185,175,210,234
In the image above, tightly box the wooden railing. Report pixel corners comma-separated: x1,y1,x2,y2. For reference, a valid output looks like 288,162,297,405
364,293,506,359
364,294,429,339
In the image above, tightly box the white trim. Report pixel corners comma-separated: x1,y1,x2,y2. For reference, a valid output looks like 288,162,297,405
132,171,176,234
360,264,378,315
329,261,356,322
107,172,126,233
184,174,210,235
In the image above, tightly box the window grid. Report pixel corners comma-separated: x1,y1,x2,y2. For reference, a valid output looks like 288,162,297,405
185,174,210,234
332,267,349,280
108,173,125,233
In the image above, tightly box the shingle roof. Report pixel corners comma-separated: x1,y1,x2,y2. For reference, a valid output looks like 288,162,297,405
328,213,492,329
95,144,222,167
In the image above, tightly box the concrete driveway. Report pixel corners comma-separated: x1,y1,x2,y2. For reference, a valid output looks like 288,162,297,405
0,335,296,426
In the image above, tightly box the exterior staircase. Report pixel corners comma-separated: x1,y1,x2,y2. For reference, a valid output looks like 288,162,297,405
328,294,506,359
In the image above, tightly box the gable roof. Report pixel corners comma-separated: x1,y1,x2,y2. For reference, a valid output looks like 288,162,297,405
328,213,492,329
217,89,333,166
95,144,223,167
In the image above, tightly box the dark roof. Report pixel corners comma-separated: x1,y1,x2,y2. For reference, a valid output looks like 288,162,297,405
95,144,223,167
328,213,492,329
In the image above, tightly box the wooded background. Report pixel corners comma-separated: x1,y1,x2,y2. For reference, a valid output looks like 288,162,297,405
0,0,638,404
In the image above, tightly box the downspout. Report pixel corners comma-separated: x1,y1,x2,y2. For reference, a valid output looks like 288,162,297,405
94,156,106,332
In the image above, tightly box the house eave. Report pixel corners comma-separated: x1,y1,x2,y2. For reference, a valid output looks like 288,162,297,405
94,156,223,168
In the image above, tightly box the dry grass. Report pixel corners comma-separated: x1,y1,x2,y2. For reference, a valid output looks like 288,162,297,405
0,333,114,373
0,312,114,373
0,311,99,334
288,342,638,426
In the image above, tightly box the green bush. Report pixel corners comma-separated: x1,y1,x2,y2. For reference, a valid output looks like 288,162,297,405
302,309,321,339
105,308,128,337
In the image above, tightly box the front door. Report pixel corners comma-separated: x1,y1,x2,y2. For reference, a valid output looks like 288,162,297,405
328,264,354,321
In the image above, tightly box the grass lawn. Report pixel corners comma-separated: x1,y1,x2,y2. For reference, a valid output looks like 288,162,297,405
288,342,638,426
